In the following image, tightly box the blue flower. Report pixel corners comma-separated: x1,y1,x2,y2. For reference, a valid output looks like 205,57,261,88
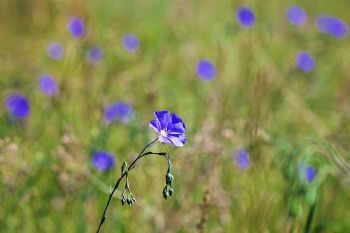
6,94,30,118
296,51,315,73
286,5,307,26
68,17,85,38
122,34,139,52
47,42,64,60
87,47,103,63
104,102,134,124
304,166,316,183
316,15,348,39
234,148,249,170
236,7,256,28
196,60,216,81
149,110,186,147
39,74,58,96
92,151,115,171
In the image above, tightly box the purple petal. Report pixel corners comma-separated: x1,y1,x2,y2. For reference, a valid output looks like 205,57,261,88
167,134,186,147
154,110,171,128
149,119,161,133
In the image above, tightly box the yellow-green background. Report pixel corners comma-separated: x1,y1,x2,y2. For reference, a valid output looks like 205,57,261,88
1,0,350,232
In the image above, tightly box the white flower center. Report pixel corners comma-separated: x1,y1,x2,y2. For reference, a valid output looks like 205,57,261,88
160,130,167,137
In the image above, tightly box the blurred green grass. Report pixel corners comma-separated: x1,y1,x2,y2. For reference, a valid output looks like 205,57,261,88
1,0,350,232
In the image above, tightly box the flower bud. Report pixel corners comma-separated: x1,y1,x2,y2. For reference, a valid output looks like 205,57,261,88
166,173,174,185
169,187,173,196
163,186,169,199
121,197,126,206
127,198,132,206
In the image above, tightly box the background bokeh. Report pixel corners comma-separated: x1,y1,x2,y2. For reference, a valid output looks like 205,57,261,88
1,0,350,232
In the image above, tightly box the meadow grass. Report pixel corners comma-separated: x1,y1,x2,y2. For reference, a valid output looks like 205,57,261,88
1,0,350,232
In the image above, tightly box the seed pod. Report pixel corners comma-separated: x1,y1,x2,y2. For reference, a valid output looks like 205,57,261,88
121,197,126,206
132,197,136,204
169,187,173,196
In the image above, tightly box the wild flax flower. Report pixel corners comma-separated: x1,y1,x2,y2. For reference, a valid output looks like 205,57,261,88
96,110,186,233
234,148,250,170
149,110,187,147
304,166,316,183
196,60,216,81
236,7,256,28
87,47,103,63
47,42,64,60
286,5,307,26
296,51,315,73
104,101,134,124
39,74,58,96
122,34,139,52
316,15,348,39
92,151,115,171
6,94,30,118
68,17,85,38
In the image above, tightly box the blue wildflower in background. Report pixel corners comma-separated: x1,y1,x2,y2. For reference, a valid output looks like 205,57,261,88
47,42,64,60
87,47,103,63
6,94,30,118
68,17,85,38
39,74,58,96
92,151,115,171
236,7,256,28
104,102,134,124
296,51,315,73
149,110,186,147
234,148,250,170
286,5,307,26
196,60,216,81
122,34,139,52
304,166,316,183
316,15,348,39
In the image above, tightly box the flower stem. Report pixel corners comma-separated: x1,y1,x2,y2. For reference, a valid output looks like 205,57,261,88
96,138,162,233
304,202,317,233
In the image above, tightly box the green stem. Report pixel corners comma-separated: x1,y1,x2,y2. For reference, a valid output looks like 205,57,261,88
304,202,317,233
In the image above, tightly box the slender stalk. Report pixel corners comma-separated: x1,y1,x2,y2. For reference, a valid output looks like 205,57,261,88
96,138,162,233
304,202,317,233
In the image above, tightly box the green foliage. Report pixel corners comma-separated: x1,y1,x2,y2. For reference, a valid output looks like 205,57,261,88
1,0,350,232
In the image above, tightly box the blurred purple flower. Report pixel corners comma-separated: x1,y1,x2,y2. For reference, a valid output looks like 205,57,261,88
286,5,307,26
316,15,348,39
234,148,250,170
236,7,256,28
68,17,85,38
104,102,134,124
304,166,316,183
87,47,103,63
149,110,186,147
39,74,58,96
196,60,216,81
47,42,64,60
92,151,115,171
122,34,139,52
6,94,30,118
296,51,315,72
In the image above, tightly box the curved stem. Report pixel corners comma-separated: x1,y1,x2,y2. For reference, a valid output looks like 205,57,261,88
96,138,161,233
